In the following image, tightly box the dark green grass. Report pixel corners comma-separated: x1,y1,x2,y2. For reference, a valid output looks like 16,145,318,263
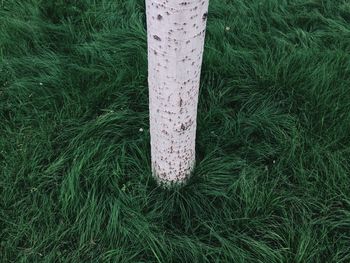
1,0,350,262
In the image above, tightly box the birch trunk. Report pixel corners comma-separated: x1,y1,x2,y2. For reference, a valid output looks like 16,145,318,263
146,0,209,187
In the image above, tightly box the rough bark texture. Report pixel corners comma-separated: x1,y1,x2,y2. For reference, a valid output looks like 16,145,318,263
146,0,209,187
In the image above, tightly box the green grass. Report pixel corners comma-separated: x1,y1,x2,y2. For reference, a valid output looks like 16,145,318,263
1,0,350,262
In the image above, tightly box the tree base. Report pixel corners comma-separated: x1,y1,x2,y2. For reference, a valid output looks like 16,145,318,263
152,161,195,189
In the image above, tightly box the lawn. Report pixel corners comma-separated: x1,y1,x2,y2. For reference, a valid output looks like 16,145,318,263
1,0,350,262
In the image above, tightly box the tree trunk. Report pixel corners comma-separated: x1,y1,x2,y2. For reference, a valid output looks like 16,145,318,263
146,0,209,187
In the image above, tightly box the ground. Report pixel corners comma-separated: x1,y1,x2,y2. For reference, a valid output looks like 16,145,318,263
1,0,350,262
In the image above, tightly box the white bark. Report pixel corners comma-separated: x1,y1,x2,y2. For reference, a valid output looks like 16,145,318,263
146,0,209,186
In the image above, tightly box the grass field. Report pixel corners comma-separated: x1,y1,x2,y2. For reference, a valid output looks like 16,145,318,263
1,0,350,262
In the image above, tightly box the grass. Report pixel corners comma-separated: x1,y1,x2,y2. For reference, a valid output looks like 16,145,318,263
1,0,350,262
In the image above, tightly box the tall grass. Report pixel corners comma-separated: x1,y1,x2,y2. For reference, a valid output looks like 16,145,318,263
1,0,350,262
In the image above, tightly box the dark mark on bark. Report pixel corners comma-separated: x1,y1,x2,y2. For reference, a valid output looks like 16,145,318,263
153,35,161,41
203,12,208,21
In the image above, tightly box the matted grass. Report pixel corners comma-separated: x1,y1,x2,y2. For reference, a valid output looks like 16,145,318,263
1,0,350,262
